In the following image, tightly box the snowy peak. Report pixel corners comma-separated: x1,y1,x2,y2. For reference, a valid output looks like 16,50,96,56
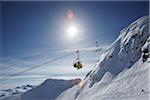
87,16,149,87
121,16,149,46
56,16,149,100
21,78,81,100
0,85,34,98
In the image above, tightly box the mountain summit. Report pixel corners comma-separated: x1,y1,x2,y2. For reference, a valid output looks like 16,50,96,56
56,16,149,100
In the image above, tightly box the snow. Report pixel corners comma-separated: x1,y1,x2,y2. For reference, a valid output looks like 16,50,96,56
0,85,34,98
21,79,80,100
56,16,150,100
0,79,81,100
0,16,149,100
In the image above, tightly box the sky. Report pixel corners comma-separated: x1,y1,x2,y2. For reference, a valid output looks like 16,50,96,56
0,1,149,89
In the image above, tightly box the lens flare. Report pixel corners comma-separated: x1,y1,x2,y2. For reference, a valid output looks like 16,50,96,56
67,9,75,20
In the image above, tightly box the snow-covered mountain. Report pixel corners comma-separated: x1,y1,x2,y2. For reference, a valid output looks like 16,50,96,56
56,16,150,100
0,78,81,100
0,85,34,98
0,16,149,100
21,78,81,100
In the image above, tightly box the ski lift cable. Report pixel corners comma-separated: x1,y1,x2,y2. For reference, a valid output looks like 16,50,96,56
0,49,61,70
0,33,104,67
0,49,58,67
0,47,100,71
0,39,100,68
0,45,89,70
0,53,73,80
0,43,102,71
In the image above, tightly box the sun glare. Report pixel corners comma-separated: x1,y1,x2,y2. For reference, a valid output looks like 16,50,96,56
67,25,78,38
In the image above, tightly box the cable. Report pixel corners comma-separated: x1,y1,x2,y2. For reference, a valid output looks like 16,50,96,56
0,49,55,70
0,36,105,71
0,43,88,69
0,45,102,71
0,44,78,70
0,53,73,80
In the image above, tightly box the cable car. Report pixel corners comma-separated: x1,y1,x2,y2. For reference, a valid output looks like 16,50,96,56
73,50,83,70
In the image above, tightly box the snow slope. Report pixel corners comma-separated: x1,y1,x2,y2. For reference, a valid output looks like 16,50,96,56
56,16,150,100
21,78,80,100
0,78,81,100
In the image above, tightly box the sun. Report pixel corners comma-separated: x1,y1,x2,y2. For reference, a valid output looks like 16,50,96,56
67,25,78,38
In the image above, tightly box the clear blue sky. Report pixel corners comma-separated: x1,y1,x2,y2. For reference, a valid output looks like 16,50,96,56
1,1,149,58
0,1,149,89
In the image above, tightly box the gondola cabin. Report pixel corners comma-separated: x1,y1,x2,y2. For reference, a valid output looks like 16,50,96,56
74,61,83,70
73,50,83,70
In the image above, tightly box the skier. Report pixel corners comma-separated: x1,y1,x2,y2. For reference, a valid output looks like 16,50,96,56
142,48,149,62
